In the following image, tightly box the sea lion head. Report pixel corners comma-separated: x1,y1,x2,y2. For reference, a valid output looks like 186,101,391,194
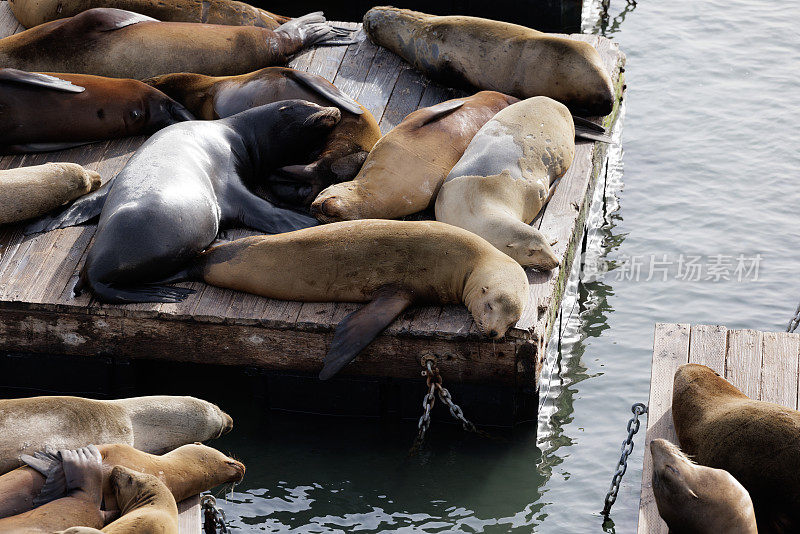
465,257,528,339
180,443,246,485
139,86,196,132
651,439,757,533
309,180,362,222
553,40,615,116
109,465,169,513
504,225,560,270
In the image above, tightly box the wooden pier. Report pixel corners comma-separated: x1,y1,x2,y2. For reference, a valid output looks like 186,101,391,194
638,323,800,533
0,2,625,414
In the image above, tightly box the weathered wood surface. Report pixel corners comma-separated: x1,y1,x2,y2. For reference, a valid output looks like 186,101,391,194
0,2,625,389
638,324,800,533
177,495,201,534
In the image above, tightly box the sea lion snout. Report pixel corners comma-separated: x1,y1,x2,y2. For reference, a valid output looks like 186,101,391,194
310,194,348,222
218,410,234,438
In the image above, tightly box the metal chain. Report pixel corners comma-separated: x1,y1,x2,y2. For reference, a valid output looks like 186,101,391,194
601,402,648,517
201,493,230,534
788,301,800,333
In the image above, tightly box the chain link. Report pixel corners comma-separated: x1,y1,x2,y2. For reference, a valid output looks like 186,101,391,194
601,402,648,517
788,301,800,333
201,493,230,534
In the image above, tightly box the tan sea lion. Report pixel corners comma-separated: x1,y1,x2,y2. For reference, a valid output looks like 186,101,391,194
311,91,519,222
0,395,233,475
0,8,349,81
673,363,800,533
9,0,290,30
192,219,529,379
0,446,105,534
0,443,244,518
435,97,576,270
58,466,179,534
651,439,757,534
362,7,615,116
0,163,100,225
0,69,194,153
144,67,382,207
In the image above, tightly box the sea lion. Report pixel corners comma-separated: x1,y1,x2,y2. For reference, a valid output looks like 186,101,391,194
0,8,350,81
9,0,290,30
0,446,105,534
651,439,757,534
0,443,244,518
192,219,529,379
0,163,100,225
362,7,615,116
673,363,800,533
311,91,519,222
42,101,336,303
0,395,233,475
58,466,179,534
435,96,576,270
0,69,194,153
144,67,382,207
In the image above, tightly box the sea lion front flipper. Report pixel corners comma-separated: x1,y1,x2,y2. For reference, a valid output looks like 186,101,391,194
22,448,68,506
235,189,318,233
275,12,356,47
23,179,112,235
573,116,613,143
413,100,465,128
76,7,158,32
286,70,363,115
0,69,85,93
6,141,95,153
329,151,369,180
319,286,414,380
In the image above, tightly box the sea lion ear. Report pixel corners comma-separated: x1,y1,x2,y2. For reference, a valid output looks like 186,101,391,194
481,287,488,294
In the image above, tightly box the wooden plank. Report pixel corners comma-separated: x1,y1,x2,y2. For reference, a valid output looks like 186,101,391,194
688,324,727,372
726,329,763,400
638,323,690,534
0,1,21,36
177,495,201,534
760,331,800,406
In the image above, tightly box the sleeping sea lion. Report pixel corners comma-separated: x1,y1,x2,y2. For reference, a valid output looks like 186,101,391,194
673,363,800,533
362,6,615,116
191,219,529,379
0,8,350,80
0,443,244,518
0,395,233,475
651,439,757,534
144,67,381,207
0,446,105,534
58,466,179,534
0,163,100,225
311,91,519,222
0,69,194,153
9,0,290,30
435,96,576,270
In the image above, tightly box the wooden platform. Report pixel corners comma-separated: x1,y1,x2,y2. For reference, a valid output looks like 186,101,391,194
0,2,625,395
178,496,201,534
638,323,800,533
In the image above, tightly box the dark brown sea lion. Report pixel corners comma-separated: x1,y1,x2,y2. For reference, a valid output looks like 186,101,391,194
0,395,233,475
362,6,615,116
0,8,349,80
651,439,757,534
0,446,105,534
192,219,529,379
0,443,244,518
673,363,800,533
0,69,194,153
144,67,382,207
9,0,290,30
310,91,519,222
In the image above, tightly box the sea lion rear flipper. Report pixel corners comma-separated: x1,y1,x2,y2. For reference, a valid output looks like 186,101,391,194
413,100,465,128
23,179,112,235
84,281,195,304
286,70,363,115
319,286,413,380
22,448,68,506
0,69,85,93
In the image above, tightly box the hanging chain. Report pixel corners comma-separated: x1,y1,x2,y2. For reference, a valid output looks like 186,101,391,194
601,402,648,517
201,493,230,534
788,301,800,333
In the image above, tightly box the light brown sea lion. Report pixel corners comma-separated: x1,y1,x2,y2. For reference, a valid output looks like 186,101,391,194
9,0,290,30
362,7,615,116
58,466,179,534
0,395,233,475
0,69,194,153
435,97,576,270
192,219,529,379
0,8,349,81
651,439,757,534
0,446,105,534
144,67,381,207
0,443,244,518
673,363,800,533
0,163,100,225
310,91,519,222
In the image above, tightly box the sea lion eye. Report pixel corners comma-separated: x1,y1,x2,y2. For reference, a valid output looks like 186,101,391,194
485,303,494,311
130,109,142,120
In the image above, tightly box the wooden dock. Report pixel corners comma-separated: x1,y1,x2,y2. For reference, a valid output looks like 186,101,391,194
638,323,800,533
0,2,625,407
